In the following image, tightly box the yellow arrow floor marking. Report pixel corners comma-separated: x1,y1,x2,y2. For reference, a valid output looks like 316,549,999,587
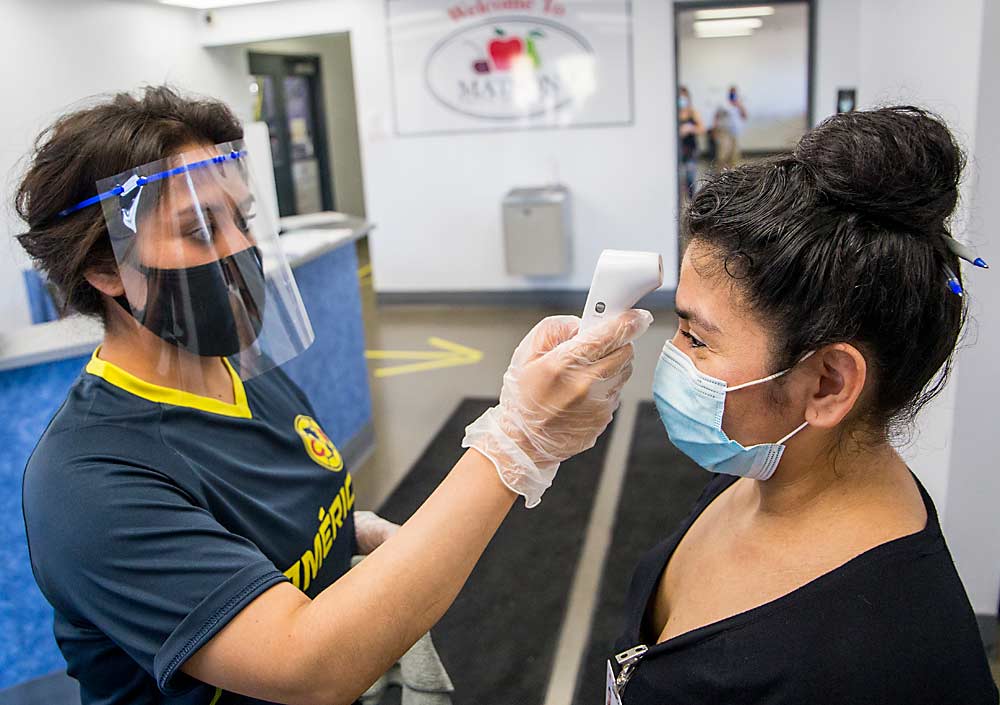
373,357,473,378
366,337,483,378
365,350,453,360
425,337,482,357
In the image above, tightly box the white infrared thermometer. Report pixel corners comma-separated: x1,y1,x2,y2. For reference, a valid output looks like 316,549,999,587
581,250,663,330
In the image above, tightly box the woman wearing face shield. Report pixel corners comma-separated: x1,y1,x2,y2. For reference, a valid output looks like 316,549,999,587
607,107,998,704
17,86,653,705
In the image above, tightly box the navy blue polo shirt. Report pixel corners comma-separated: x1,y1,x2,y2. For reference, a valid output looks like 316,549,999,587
22,350,357,705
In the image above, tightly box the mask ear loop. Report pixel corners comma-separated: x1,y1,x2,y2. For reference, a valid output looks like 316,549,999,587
776,420,810,445
727,350,815,392
748,349,817,445
780,349,817,444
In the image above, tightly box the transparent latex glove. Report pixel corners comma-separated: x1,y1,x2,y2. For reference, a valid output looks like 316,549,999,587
354,510,400,555
462,309,653,508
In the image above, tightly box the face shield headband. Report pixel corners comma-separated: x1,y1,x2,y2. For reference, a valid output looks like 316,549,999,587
59,148,249,218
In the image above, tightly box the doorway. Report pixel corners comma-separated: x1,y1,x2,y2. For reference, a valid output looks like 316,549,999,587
249,52,335,217
673,1,814,221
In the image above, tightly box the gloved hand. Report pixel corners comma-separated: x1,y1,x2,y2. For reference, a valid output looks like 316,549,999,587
462,310,653,508
354,510,400,555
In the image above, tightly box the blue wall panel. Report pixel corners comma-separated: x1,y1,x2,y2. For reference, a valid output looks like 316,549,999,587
0,355,90,689
281,243,372,449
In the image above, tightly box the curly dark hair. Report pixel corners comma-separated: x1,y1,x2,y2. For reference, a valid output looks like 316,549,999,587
684,105,968,438
15,85,243,324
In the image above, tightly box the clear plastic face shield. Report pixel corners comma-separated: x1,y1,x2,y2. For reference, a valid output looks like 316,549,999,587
95,140,314,381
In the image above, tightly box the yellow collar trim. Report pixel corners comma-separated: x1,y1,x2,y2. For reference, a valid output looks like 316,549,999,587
86,348,252,419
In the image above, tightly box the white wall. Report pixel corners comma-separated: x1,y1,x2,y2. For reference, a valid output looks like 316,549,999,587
0,0,251,328
812,0,861,125
678,5,809,152
858,0,983,142
945,0,1000,618
201,0,679,294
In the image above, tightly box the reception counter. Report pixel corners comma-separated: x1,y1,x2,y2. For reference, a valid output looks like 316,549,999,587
0,213,374,691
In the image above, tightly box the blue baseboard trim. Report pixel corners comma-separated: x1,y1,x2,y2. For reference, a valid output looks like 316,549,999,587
342,421,375,472
978,613,998,658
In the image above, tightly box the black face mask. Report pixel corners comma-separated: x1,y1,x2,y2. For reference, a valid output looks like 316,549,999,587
116,247,266,358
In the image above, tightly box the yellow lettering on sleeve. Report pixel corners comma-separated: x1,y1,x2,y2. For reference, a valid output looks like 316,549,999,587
283,561,301,590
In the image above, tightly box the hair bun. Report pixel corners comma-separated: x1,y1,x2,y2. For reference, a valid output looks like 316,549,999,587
794,106,964,236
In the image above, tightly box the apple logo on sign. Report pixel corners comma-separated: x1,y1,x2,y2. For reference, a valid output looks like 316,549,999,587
489,29,523,71
425,16,594,121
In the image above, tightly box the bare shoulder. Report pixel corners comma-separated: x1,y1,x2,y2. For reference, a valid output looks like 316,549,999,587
800,459,929,560
868,461,929,539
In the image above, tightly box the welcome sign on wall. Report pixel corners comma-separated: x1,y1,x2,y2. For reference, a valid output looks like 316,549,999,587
387,0,634,135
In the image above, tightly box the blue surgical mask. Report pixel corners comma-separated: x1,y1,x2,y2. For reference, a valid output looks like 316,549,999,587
653,340,812,481
678,96,689,109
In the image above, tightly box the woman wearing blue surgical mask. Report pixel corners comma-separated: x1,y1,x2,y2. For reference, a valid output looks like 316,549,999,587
608,106,998,704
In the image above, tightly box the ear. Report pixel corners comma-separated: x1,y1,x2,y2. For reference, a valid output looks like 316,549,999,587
83,267,125,298
803,343,867,429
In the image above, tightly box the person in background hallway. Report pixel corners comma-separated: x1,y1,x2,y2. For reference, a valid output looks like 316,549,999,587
713,85,747,170
677,86,704,199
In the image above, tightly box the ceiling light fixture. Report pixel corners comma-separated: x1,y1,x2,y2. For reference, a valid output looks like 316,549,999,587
694,6,775,20
694,18,764,32
695,28,755,37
